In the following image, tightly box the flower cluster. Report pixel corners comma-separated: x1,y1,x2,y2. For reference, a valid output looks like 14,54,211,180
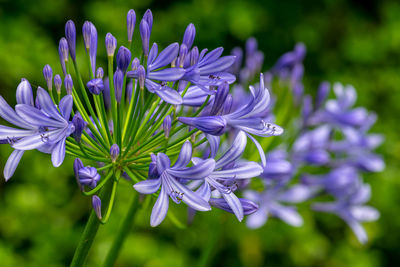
0,9,383,244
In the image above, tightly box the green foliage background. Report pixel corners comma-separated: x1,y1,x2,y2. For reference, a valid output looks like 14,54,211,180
0,0,398,266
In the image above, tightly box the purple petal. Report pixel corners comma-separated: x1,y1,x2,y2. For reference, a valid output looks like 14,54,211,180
246,207,268,229
154,86,183,105
349,206,379,222
149,42,179,71
148,43,158,66
156,153,171,173
198,47,223,67
278,185,316,203
168,175,211,211
133,178,161,194
16,79,34,106
0,96,34,129
346,218,368,244
196,182,211,202
173,141,192,168
245,133,267,167
205,134,219,158
51,137,66,167
210,162,263,179
147,68,185,81
15,104,66,128
178,116,227,136
271,204,303,226
0,125,36,140
167,158,215,179
199,56,236,75
215,131,246,169
59,95,73,121
37,87,65,122
150,186,169,227
4,150,24,181
222,192,244,221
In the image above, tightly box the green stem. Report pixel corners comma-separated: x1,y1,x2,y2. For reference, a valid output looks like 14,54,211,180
102,194,139,267
70,178,114,267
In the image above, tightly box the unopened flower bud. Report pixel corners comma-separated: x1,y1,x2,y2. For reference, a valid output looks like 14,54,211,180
190,46,199,66
117,46,131,73
182,23,196,49
138,65,145,89
72,112,86,143
73,158,84,190
92,195,102,219
58,37,69,75
96,67,104,79
54,74,62,94
110,144,120,162
140,20,150,57
43,64,53,91
131,58,140,71
65,20,76,60
105,33,117,57
87,78,104,95
64,74,73,95
163,115,172,138
79,167,100,188
143,9,153,31
127,9,136,42
114,69,124,103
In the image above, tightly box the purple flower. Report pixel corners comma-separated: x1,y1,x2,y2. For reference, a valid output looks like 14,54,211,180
245,184,316,228
179,74,283,166
312,183,379,244
79,166,100,188
12,87,75,167
87,78,104,95
127,9,136,42
127,43,185,104
133,141,215,226
191,131,263,221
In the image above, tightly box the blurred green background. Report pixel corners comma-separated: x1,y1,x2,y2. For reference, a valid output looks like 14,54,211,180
0,0,399,266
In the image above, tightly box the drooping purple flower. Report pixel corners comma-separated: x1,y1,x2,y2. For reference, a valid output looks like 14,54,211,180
87,78,104,95
133,141,215,226
42,64,53,91
127,9,136,42
312,183,379,244
190,132,263,221
179,74,283,166
58,38,69,75
127,43,185,104
79,166,100,188
110,144,119,162
105,33,117,57
65,20,76,60
116,46,132,73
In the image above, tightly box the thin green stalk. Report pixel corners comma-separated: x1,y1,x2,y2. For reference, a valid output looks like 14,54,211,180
102,194,139,267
